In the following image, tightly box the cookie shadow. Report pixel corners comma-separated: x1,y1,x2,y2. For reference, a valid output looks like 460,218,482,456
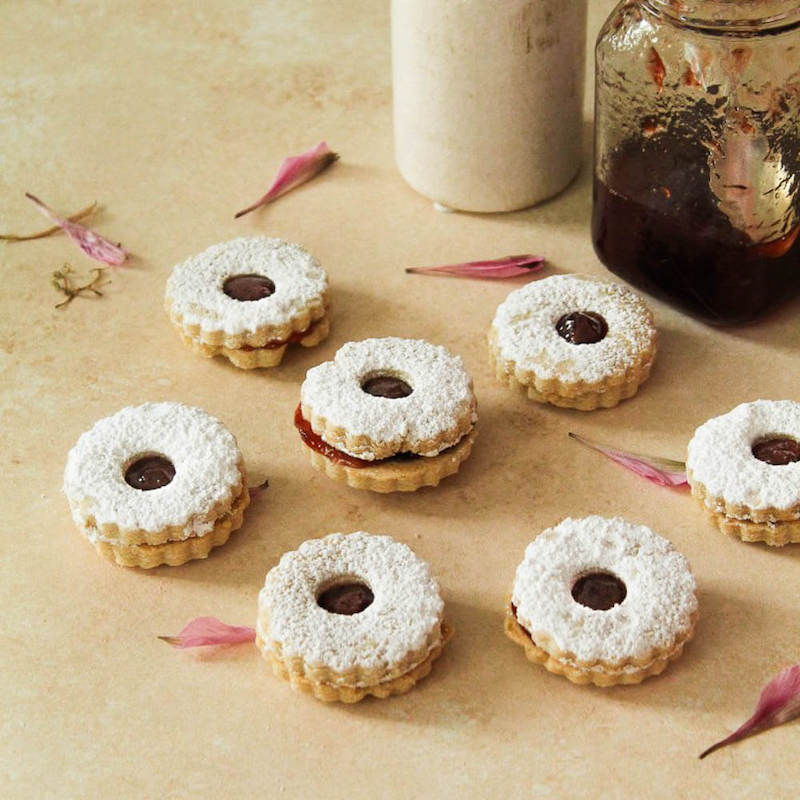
641,322,793,427
142,495,285,589
180,333,334,388
539,323,718,449
331,598,504,729
603,586,760,714
722,535,800,561
709,288,800,350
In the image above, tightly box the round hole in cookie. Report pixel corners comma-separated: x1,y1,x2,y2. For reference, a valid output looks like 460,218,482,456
124,453,176,491
571,571,627,611
360,371,414,399
316,577,375,615
556,311,608,345
222,273,275,302
751,435,800,466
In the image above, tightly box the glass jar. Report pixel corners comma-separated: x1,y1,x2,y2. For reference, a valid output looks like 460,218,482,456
592,0,800,324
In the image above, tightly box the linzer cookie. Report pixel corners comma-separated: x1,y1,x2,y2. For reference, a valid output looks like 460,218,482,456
489,274,657,410
505,516,698,686
296,337,478,492
165,236,330,369
687,400,800,545
256,532,452,702
63,402,249,568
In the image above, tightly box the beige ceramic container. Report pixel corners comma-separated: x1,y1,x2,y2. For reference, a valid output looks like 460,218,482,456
392,0,587,212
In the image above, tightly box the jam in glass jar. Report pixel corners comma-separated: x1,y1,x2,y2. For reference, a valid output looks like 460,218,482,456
592,0,800,324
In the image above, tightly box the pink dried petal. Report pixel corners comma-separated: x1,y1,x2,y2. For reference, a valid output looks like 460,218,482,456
159,616,255,648
700,664,800,758
25,193,127,265
568,432,688,488
235,141,339,218
406,254,544,280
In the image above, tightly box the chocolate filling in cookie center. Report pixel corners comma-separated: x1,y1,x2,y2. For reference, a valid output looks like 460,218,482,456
124,455,176,491
571,572,627,611
317,582,375,615
556,311,608,345
223,274,275,301
361,375,413,399
752,436,800,466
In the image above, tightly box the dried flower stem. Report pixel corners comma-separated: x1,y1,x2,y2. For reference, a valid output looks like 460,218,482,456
0,202,98,241
248,478,270,499
26,193,127,265
52,264,110,309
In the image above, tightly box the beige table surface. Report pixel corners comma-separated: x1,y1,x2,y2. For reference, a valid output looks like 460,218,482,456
3,1,800,797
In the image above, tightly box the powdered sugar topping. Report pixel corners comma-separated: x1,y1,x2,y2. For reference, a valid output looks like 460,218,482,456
687,400,800,512
63,402,242,535
512,516,697,664
491,274,656,384
300,338,477,459
165,236,328,336
258,532,444,674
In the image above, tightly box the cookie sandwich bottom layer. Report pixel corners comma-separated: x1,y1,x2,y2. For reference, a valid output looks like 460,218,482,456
83,482,250,568
488,330,654,411
703,506,800,547
256,621,453,703
504,605,696,687
295,406,476,492
178,315,330,369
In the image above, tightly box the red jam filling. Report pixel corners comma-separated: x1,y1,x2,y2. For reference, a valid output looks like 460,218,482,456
294,405,421,468
240,318,323,351
294,406,373,468
317,582,374,615
752,437,800,466
223,274,275,301
511,603,536,645
556,311,608,344
571,572,627,610
361,375,413,398
124,455,175,491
